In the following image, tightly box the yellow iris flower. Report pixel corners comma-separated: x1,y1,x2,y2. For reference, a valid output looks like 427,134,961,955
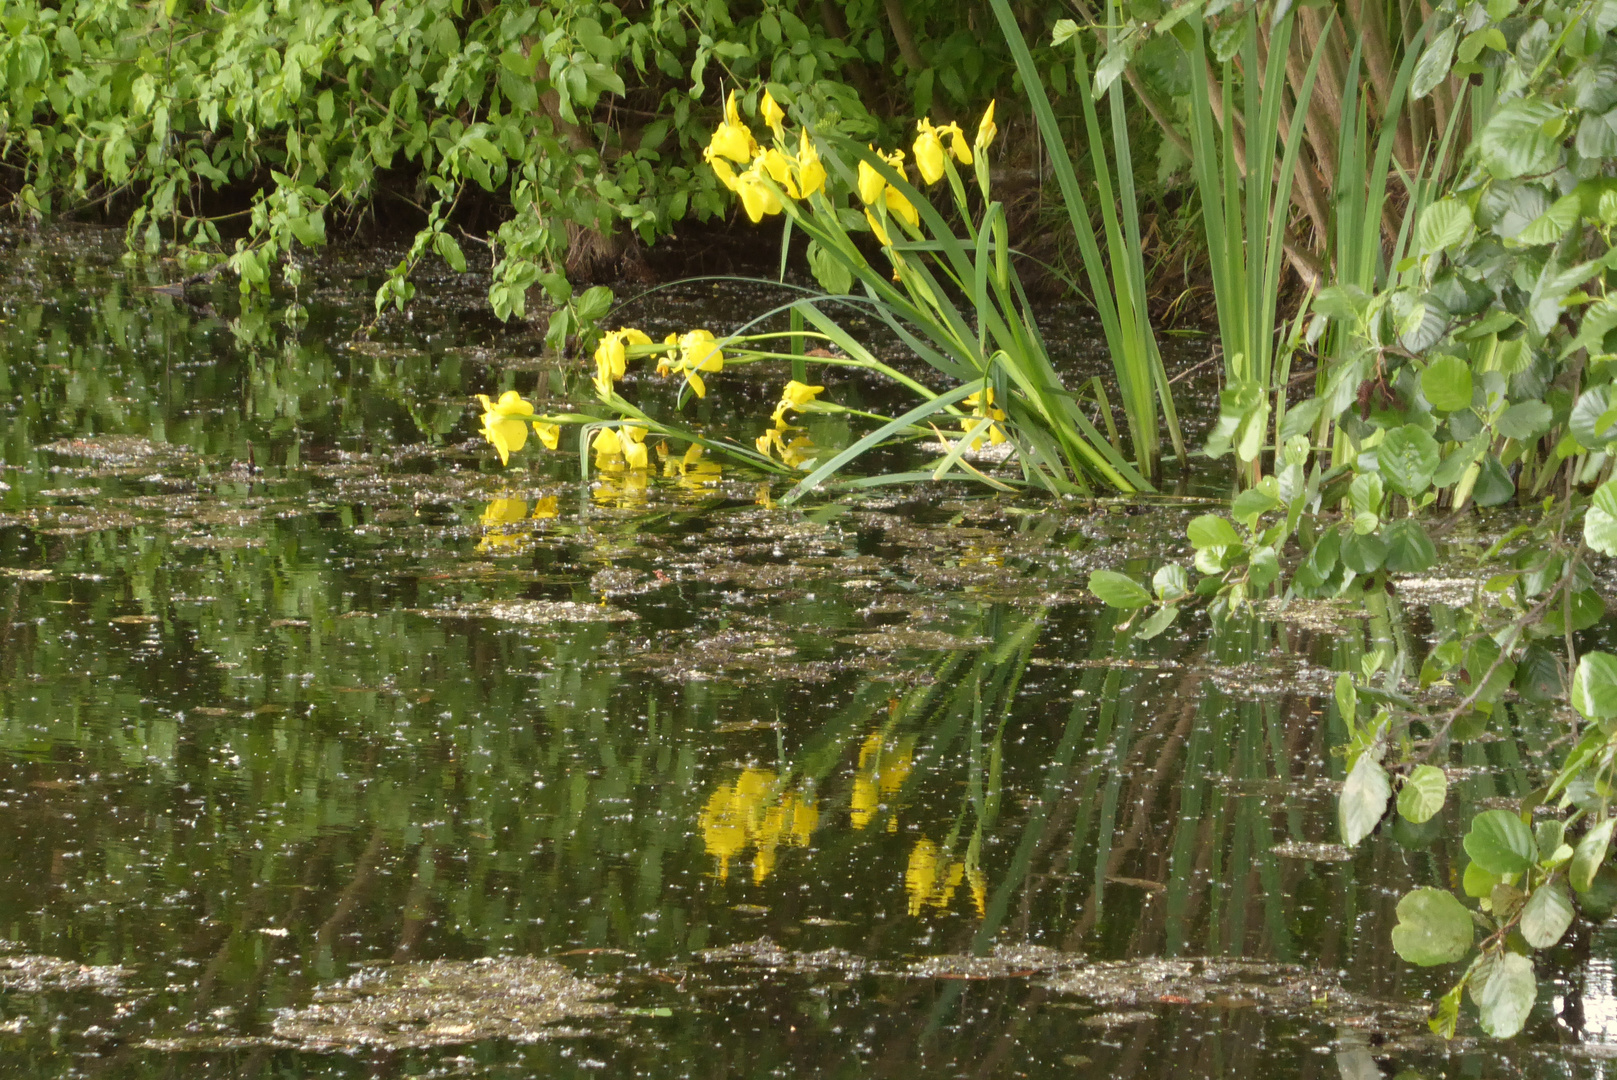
593,327,651,400
707,89,758,164
476,390,536,465
533,421,561,451
797,131,826,197
975,99,997,153
961,387,1009,449
864,208,892,247
885,184,919,228
735,158,784,223
674,329,726,397
761,89,785,134
770,379,825,427
914,120,945,185
857,155,885,205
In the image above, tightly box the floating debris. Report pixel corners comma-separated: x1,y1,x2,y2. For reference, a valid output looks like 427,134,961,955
0,568,50,580
0,944,128,992
271,958,616,1050
412,601,637,625
39,435,195,465
1271,840,1355,862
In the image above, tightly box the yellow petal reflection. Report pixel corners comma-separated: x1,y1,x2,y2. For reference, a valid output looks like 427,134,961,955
698,767,819,883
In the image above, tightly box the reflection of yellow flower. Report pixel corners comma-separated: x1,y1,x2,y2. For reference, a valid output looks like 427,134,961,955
968,863,987,918
905,838,966,915
698,767,818,882
531,495,559,520
481,498,527,526
591,469,648,508
476,390,536,465
849,731,913,829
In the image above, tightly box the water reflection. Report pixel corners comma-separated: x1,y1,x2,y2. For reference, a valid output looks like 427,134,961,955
0,227,1604,1078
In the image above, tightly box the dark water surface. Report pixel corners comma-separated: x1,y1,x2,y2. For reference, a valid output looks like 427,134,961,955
0,227,1605,1078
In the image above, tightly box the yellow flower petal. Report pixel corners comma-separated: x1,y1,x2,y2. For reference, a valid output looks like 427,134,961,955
796,131,826,197
533,421,561,451
761,89,785,133
975,99,997,153
885,185,919,227
857,156,885,205
914,123,945,185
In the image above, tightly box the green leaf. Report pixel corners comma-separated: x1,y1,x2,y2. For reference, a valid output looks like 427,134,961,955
1340,753,1391,847
1570,386,1617,448
1519,882,1574,948
1341,529,1388,574
1464,860,1501,898
1379,425,1441,497
1418,197,1472,253
1391,886,1473,965
1470,952,1535,1038
1411,26,1457,99
1572,652,1617,721
1088,570,1153,609
1464,809,1537,876
1398,765,1448,824
1384,519,1437,573
1430,983,1463,1039
1472,456,1515,507
1496,401,1553,442
1136,604,1178,639
1187,514,1240,550
1422,356,1474,412
1334,671,1357,722
1152,564,1189,602
1515,193,1581,246
1572,818,1614,894
1586,480,1617,556
1479,98,1565,179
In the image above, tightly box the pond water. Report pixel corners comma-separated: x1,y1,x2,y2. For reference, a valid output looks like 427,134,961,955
0,226,1608,1079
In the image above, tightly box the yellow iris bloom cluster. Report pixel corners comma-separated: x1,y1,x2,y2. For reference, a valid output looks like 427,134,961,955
476,391,561,465
592,327,652,399
961,387,1008,449
755,379,825,465
704,90,826,223
698,767,819,884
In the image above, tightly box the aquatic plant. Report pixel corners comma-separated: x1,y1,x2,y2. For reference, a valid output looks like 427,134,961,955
472,92,1160,496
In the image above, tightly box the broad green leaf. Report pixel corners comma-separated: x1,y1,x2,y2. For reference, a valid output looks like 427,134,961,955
1515,193,1581,246
1340,753,1391,846
1479,99,1565,179
1335,671,1357,723
1341,529,1388,574
1587,480,1617,556
1464,860,1501,898
1398,765,1448,824
1430,983,1463,1039
1135,604,1178,639
1470,952,1535,1038
1570,386,1617,448
1186,514,1240,550
1418,197,1472,253
1379,425,1441,497
1410,26,1457,100
1572,651,1617,721
1384,519,1437,573
1088,570,1152,609
1391,886,1473,965
1152,564,1189,602
1496,401,1553,442
1572,818,1614,893
1422,356,1473,412
1472,455,1515,507
1464,809,1536,875
1519,882,1574,948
